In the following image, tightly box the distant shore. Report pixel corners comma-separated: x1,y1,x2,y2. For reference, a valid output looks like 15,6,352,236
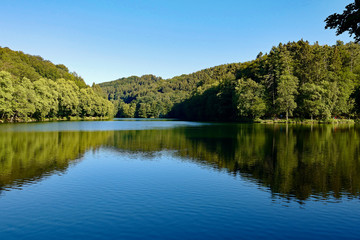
0,117,357,124
0,116,112,124
256,118,356,124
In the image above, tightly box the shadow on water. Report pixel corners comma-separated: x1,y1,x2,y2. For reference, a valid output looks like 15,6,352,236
1,123,360,201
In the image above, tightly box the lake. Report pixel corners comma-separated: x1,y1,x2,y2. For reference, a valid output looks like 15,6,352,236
0,119,359,240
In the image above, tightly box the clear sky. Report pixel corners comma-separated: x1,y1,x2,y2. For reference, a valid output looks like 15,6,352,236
0,0,354,85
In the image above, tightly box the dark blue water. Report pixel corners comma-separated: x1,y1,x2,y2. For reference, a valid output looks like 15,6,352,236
0,120,359,239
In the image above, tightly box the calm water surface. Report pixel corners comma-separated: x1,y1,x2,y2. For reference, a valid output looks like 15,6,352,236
0,119,359,239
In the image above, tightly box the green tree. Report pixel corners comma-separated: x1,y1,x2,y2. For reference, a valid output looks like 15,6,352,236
57,78,80,117
79,88,94,117
300,83,326,120
12,77,37,120
300,80,342,120
0,71,14,119
330,72,355,118
0,48,114,122
276,74,299,120
96,40,360,121
33,78,59,119
234,78,266,119
137,103,149,118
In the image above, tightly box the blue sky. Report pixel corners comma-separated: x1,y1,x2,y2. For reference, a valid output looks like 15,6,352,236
0,0,353,84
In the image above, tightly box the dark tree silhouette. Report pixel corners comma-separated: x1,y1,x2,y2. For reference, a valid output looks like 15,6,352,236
325,0,360,42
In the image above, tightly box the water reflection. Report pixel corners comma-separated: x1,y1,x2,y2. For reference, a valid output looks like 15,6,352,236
0,131,112,191
1,123,359,201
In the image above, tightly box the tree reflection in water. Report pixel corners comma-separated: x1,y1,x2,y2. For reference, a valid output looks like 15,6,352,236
1,124,359,201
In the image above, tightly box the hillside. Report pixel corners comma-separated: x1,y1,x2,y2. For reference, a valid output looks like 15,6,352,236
0,47,113,122
99,40,360,121
98,63,244,118
0,47,87,88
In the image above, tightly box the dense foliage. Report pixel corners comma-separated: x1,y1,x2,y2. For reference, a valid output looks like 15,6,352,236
99,40,360,121
0,47,113,121
0,47,87,88
99,63,243,118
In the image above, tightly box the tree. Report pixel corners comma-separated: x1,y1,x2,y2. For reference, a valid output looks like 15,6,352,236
0,71,14,119
137,103,149,118
12,77,37,120
95,40,360,121
57,78,80,117
300,83,326,120
300,79,342,120
0,47,114,121
325,0,360,42
331,72,355,118
234,78,266,119
79,88,94,117
276,75,299,120
33,78,59,119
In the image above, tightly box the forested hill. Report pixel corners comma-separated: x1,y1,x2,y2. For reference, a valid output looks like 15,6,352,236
0,47,86,88
98,63,243,118
99,40,360,121
0,47,113,122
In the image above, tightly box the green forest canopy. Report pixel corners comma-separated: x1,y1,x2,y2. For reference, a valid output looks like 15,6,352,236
99,40,360,121
0,46,113,121
2,40,360,122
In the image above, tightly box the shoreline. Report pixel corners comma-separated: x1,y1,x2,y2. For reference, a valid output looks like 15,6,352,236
256,119,355,124
0,117,357,124
0,116,112,124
